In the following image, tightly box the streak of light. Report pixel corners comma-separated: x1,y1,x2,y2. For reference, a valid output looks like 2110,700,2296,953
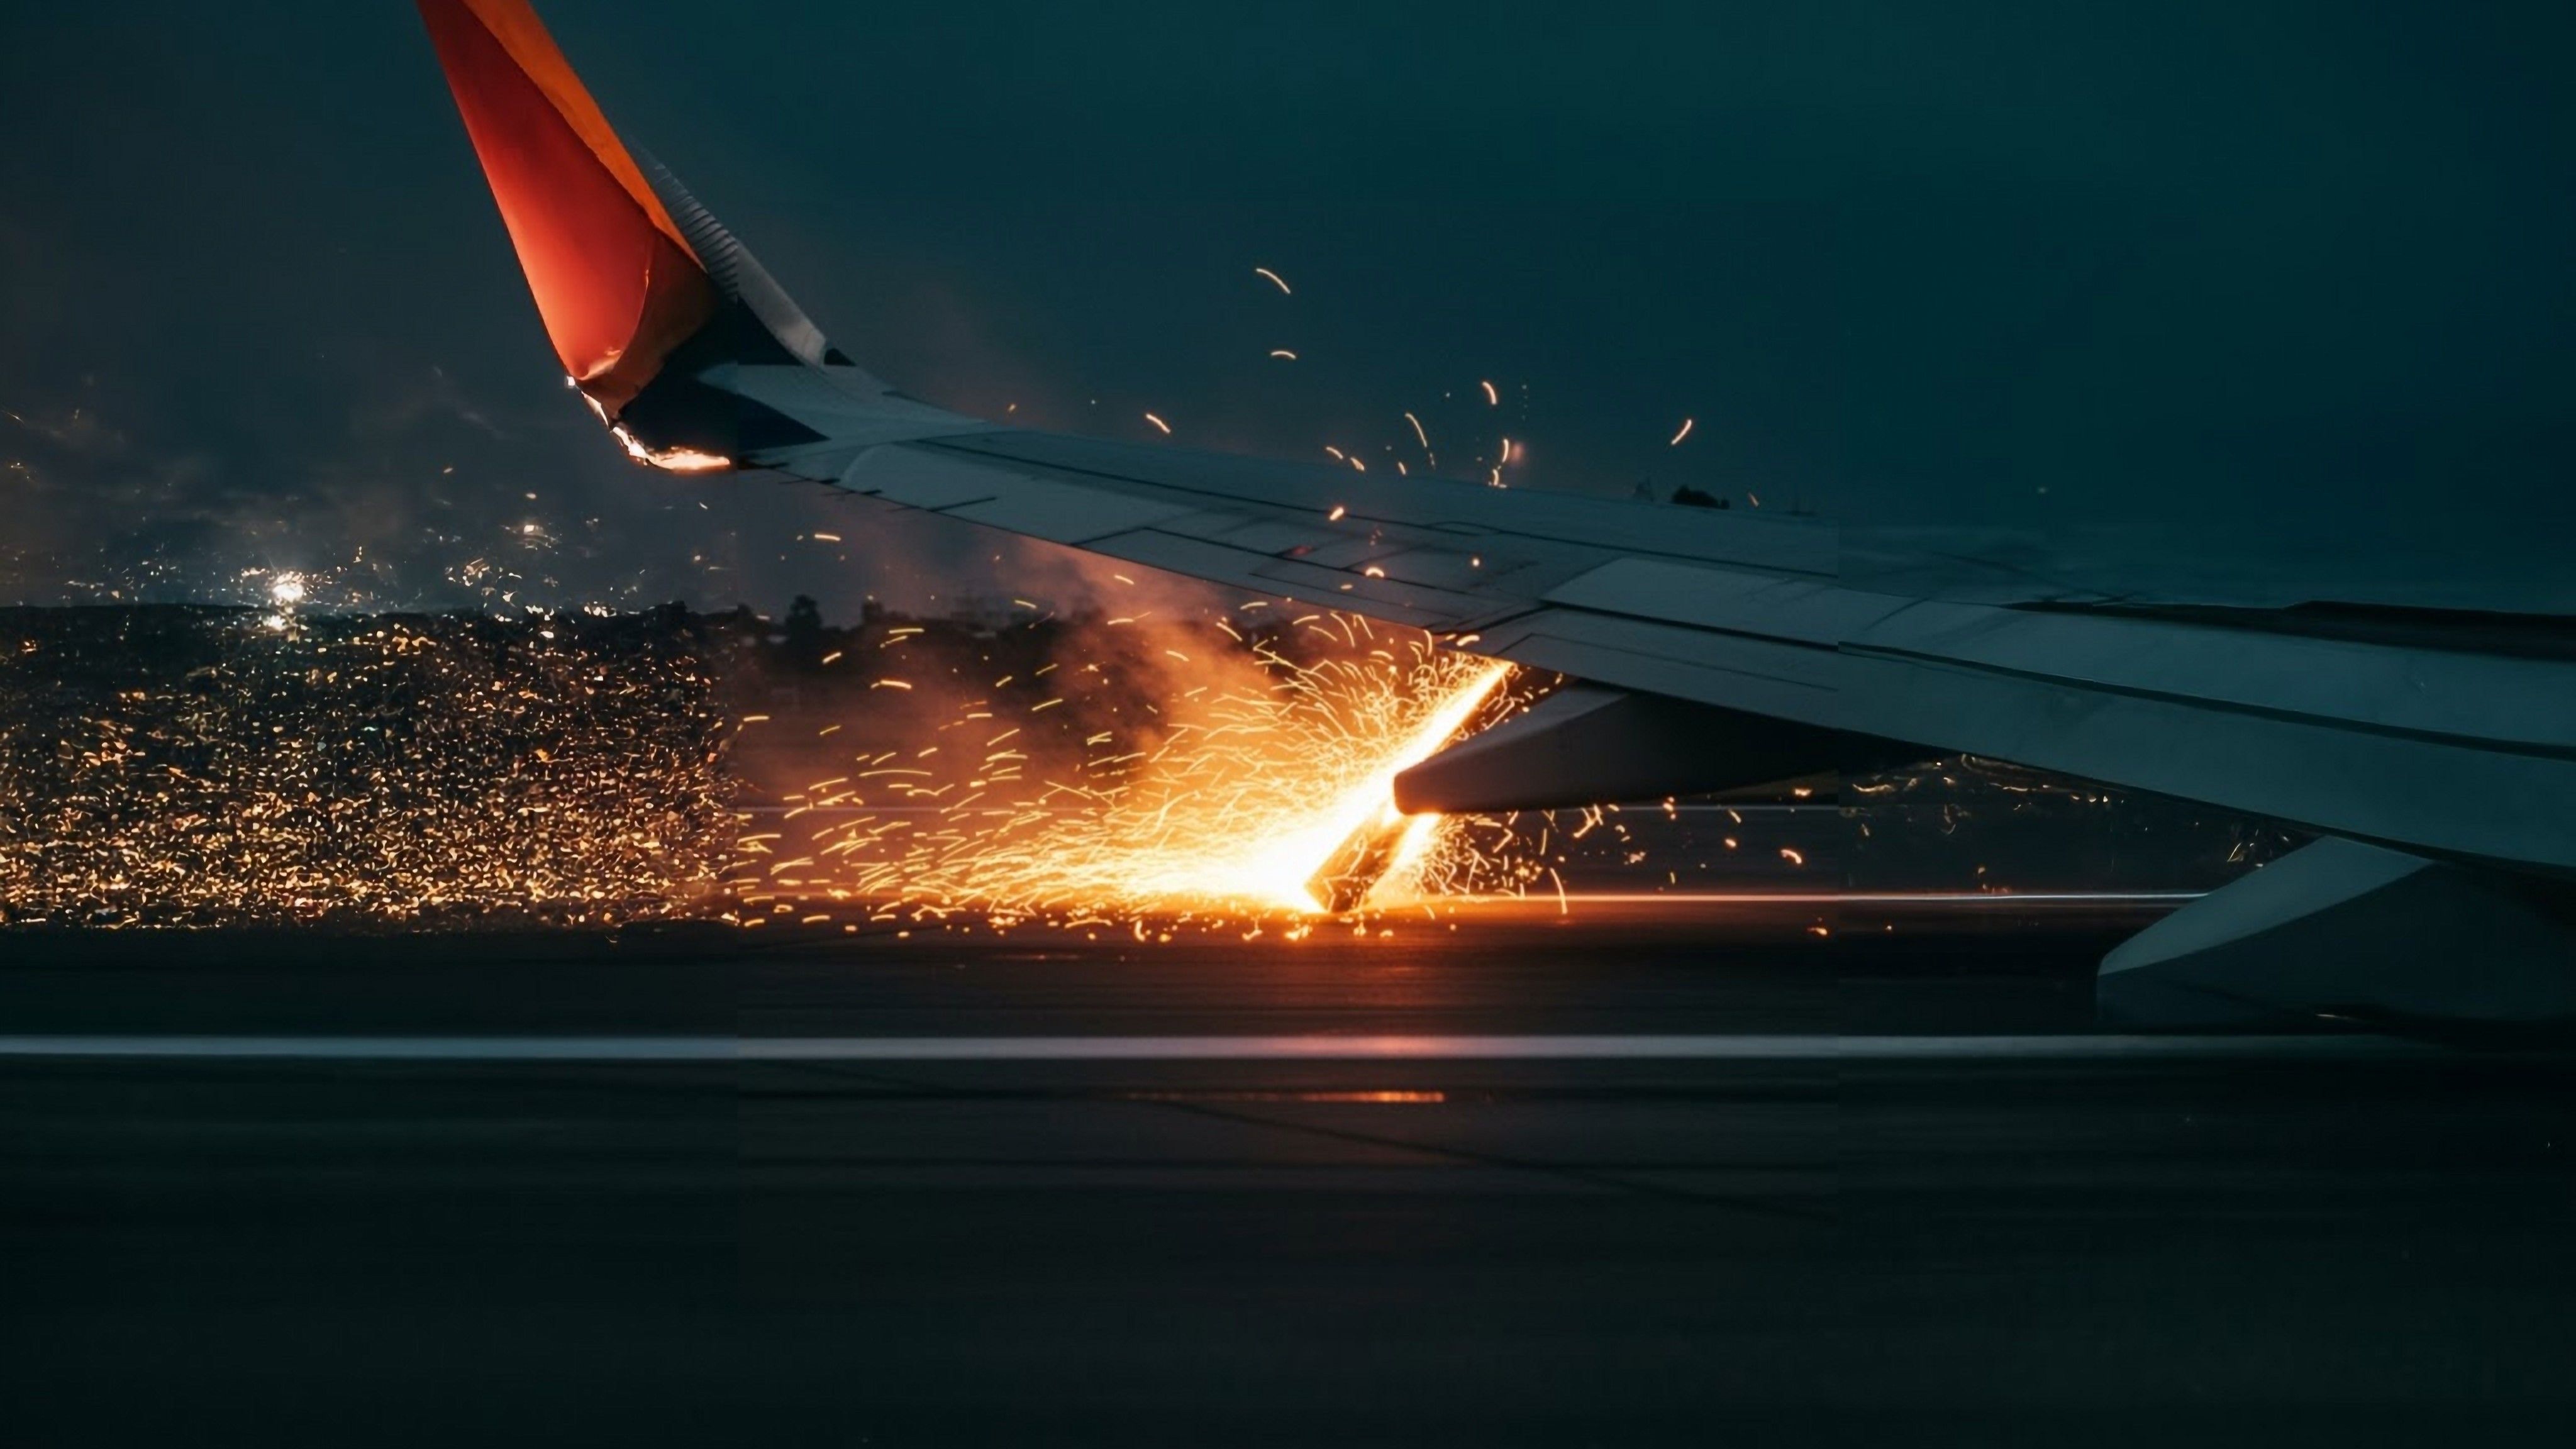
751,616,1524,924
1,1026,2404,1066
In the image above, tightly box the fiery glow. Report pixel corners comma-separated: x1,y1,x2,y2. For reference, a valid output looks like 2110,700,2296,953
607,423,731,474
739,616,1525,926
572,391,735,472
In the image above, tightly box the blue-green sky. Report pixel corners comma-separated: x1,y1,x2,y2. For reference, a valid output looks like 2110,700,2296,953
4,1,2570,615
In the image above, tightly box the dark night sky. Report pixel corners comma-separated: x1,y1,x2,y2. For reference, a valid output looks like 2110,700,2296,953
3,1,2571,617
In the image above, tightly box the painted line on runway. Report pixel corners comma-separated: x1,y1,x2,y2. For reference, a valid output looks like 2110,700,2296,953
1455,891,2204,906
0,1033,2418,1063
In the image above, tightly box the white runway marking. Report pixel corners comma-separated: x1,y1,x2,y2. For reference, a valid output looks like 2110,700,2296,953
1447,891,2203,906
0,1033,2412,1063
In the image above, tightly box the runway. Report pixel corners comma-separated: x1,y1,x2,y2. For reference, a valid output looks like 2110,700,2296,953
6,906,2575,1444
0,1030,2425,1062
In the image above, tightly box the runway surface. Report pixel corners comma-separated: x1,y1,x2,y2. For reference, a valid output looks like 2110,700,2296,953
7,902,2575,1444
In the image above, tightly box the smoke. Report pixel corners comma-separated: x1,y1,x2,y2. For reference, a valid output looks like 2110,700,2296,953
719,588,1537,930
0,214,1229,626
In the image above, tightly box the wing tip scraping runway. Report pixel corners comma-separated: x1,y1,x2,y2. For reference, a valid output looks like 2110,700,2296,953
410,0,2576,1031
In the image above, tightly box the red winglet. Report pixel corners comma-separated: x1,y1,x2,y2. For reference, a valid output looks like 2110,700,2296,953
416,0,717,415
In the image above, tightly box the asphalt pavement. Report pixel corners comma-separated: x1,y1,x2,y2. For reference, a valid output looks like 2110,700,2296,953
6,905,2574,1445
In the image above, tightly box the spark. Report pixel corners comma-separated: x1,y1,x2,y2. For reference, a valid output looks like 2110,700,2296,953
1145,413,1172,435
1480,380,1499,406
755,616,1526,923
0,610,733,927
1270,350,1298,360
1255,267,1293,295
1668,418,1694,447
586,395,731,472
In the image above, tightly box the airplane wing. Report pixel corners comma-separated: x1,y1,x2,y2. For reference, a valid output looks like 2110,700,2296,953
416,0,2576,1026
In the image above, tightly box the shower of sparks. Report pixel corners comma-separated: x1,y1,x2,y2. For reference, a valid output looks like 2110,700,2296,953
0,257,1857,938
727,614,1532,933
0,608,733,927
0,604,2282,936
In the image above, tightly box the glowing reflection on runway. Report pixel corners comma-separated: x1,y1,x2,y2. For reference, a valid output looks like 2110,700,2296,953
0,1033,2416,1063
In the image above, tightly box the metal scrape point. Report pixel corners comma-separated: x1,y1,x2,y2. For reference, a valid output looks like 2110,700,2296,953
1306,811,1411,915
